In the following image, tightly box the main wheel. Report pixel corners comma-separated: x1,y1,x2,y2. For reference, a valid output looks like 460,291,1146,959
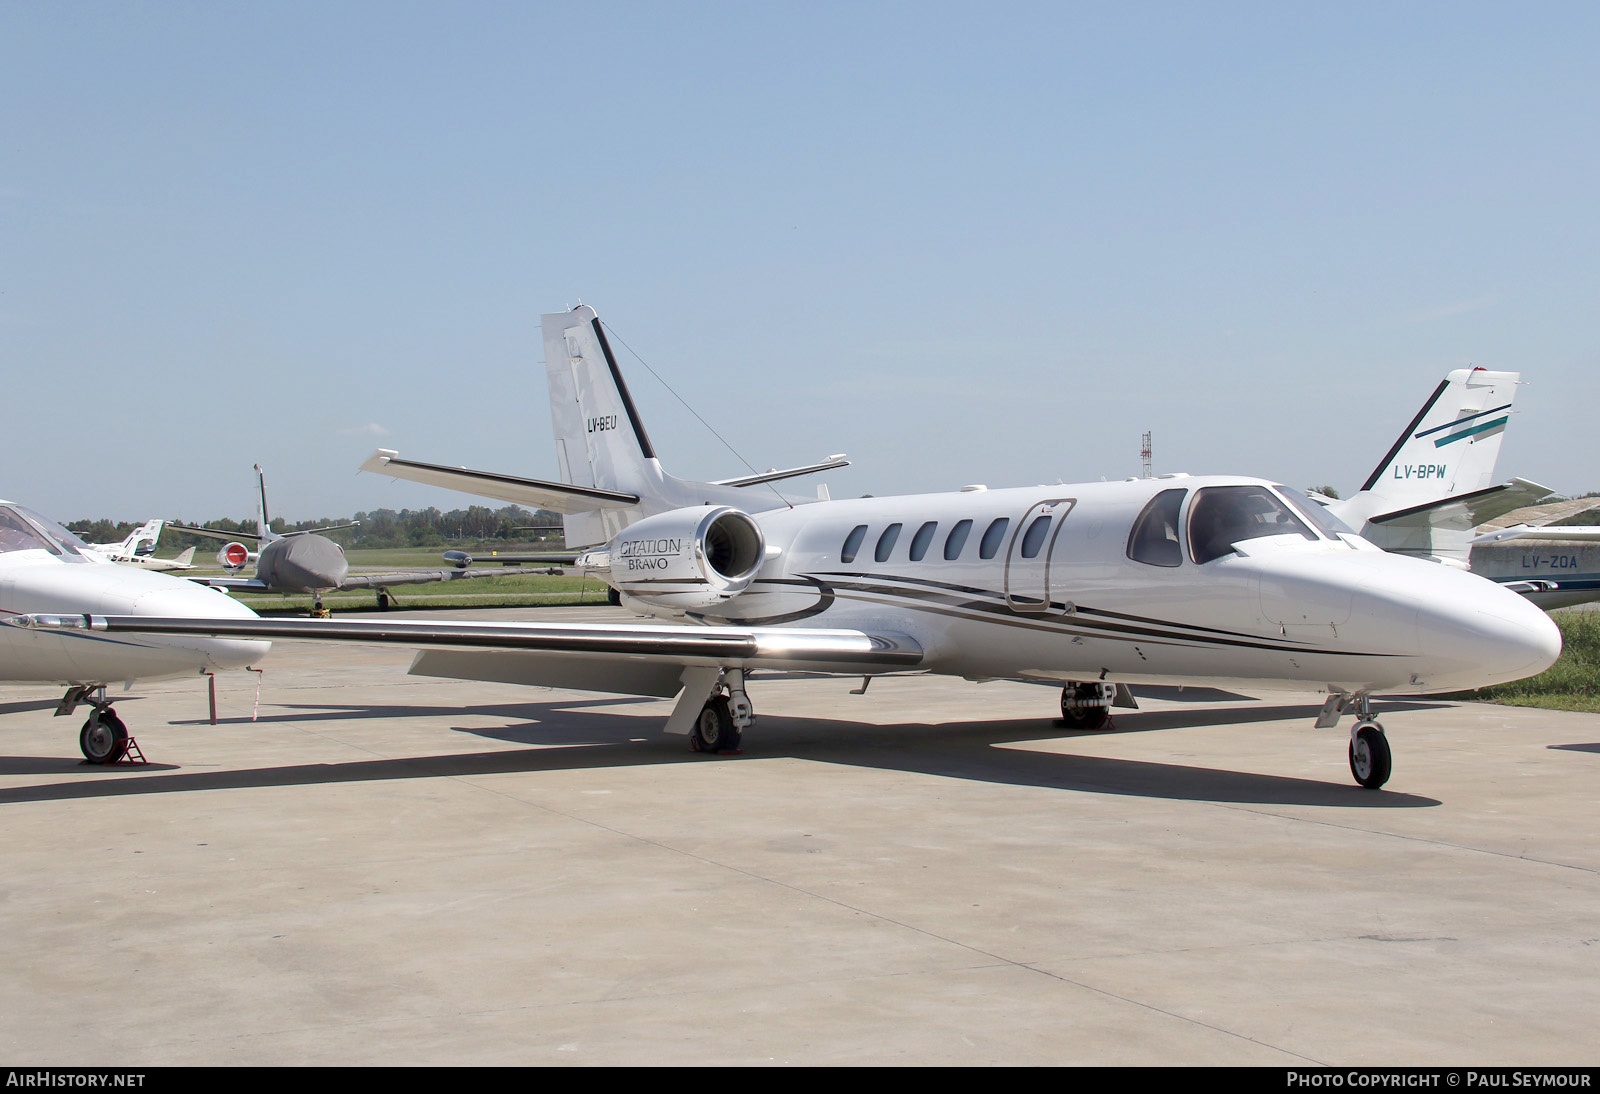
1348,723,1392,789
80,710,129,765
690,694,741,754
1059,686,1110,731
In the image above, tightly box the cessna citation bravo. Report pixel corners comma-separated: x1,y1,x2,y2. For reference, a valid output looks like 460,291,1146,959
22,307,1562,789
0,502,267,762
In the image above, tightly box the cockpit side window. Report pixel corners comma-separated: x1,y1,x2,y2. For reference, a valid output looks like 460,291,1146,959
1276,486,1358,540
1189,485,1316,564
1127,489,1186,567
0,507,61,556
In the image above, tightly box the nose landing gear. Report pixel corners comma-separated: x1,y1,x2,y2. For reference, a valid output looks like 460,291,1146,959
1318,693,1393,789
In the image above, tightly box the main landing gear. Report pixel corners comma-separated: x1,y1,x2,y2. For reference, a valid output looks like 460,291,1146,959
58,686,131,764
1317,693,1392,789
1059,681,1115,731
683,669,755,754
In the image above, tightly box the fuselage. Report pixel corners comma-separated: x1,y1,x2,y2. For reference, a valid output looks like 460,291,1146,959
0,503,268,685
636,475,1561,697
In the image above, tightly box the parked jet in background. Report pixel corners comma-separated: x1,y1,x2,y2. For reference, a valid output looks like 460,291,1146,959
69,306,1562,790
0,502,267,762
175,465,517,614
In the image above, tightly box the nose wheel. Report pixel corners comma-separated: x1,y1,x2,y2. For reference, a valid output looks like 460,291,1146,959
1348,721,1392,789
79,709,129,765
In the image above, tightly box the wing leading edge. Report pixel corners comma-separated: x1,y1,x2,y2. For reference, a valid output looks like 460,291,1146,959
11,615,923,698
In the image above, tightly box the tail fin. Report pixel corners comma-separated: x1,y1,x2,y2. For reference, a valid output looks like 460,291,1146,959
120,519,165,557
1328,368,1534,562
1354,367,1520,512
253,464,281,542
544,306,658,500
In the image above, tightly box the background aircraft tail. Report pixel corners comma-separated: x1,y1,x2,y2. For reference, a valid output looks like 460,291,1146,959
119,519,165,557
1352,367,1520,514
1327,368,1550,562
253,464,281,542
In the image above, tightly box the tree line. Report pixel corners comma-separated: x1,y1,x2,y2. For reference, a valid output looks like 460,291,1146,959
68,504,566,552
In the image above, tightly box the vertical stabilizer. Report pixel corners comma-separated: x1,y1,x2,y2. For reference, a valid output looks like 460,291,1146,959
543,307,666,547
254,464,281,542
1329,367,1523,560
1353,367,1519,511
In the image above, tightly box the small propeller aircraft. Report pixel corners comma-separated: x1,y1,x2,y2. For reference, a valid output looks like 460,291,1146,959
25,307,1561,789
0,502,268,762
82,519,197,572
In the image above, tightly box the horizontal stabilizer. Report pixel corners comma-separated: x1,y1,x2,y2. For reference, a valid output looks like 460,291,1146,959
711,457,851,488
1366,478,1555,531
360,449,638,513
169,522,263,544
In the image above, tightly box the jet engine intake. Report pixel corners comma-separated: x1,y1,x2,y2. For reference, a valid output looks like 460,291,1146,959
217,542,254,571
601,505,765,610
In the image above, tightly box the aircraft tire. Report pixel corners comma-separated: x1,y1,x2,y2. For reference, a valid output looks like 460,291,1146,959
80,710,129,765
1349,723,1392,789
1059,686,1110,731
690,695,741,754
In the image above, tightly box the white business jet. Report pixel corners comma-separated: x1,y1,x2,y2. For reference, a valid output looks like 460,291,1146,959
0,502,268,762
25,308,1562,789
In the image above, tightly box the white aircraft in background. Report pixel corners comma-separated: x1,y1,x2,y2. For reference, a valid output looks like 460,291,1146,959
33,307,1562,790
0,502,267,762
173,466,516,614
1468,499,1600,609
84,519,197,572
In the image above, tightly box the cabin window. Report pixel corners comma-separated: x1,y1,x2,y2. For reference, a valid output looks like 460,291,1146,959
1019,515,1052,558
978,517,1010,559
944,519,973,560
1189,485,1316,564
841,524,868,564
875,523,902,562
1127,489,1186,567
909,521,937,561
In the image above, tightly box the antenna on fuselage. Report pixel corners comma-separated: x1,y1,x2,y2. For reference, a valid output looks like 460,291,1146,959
1141,431,1153,479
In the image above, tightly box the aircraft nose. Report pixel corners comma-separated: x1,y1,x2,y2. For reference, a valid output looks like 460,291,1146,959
130,583,271,670
1412,579,1562,690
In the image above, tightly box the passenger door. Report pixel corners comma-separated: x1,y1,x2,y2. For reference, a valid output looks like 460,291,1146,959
1004,499,1075,613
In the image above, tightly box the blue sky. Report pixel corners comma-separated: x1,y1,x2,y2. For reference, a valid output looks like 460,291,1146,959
4,2,1596,522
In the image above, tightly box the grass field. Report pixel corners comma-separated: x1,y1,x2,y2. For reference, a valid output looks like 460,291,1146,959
1448,608,1600,713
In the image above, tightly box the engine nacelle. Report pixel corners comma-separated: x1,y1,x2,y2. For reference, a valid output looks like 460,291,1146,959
217,542,254,571
596,505,765,610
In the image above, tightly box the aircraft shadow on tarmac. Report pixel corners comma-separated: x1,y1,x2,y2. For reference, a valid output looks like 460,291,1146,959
0,698,1442,809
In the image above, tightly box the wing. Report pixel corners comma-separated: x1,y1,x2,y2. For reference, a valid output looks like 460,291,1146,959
13,615,924,699
360,449,637,513
332,568,528,591
187,576,272,592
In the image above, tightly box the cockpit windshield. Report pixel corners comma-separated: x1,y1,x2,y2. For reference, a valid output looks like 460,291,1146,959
1276,485,1359,540
0,506,91,561
1188,485,1317,564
